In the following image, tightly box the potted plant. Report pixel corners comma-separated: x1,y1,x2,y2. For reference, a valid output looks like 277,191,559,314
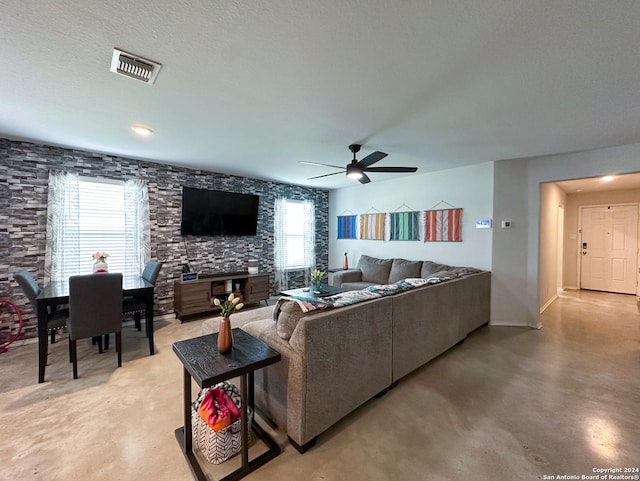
311,269,325,291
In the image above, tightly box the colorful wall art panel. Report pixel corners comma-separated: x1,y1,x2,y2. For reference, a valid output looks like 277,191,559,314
337,215,357,239
425,208,462,242
389,211,420,241
360,213,385,240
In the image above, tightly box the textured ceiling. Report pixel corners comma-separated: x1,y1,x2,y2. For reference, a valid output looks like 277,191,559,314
555,172,640,194
2,1,640,189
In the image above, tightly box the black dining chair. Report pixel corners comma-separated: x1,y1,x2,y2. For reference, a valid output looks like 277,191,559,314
13,270,68,348
67,273,123,379
123,260,162,334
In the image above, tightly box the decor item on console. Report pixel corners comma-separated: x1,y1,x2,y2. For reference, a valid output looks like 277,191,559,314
343,252,349,270
213,293,244,353
310,269,325,291
247,259,259,275
242,254,490,453
92,252,109,273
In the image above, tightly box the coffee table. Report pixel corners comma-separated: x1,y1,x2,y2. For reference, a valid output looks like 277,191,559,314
280,284,348,301
173,329,281,481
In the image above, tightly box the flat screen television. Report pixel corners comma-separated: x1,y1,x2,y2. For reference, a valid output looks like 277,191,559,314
180,187,259,236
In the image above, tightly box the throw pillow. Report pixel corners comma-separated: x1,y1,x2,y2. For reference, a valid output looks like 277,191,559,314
421,261,452,278
357,255,393,284
388,258,422,283
273,299,305,340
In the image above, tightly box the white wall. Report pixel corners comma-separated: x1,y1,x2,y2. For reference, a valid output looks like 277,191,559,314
492,142,640,328
539,182,567,310
328,162,494,270
491,158,530,326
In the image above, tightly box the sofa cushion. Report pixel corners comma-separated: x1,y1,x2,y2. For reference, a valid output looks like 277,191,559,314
450,266,483,276
423,270,459,283
388,259,422,283
273,299,305,340
357,255,393,284
421,261,452,278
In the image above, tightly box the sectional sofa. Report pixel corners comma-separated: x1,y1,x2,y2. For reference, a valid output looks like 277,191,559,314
242,255,491,453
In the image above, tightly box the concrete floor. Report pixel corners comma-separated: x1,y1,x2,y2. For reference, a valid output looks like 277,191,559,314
1,290,638,481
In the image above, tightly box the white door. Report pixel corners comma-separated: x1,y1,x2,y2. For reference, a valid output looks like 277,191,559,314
580,205,639,294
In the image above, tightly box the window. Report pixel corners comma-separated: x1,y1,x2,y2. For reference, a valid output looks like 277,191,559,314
78,178,126,274
281,201,306,268
45,172,150,282
274,198,315,290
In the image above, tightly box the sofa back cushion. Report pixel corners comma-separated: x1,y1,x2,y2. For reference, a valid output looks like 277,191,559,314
273,299,305,340
388,259,422,283
357,255,393,284
450,266,483,276
421,261,452,278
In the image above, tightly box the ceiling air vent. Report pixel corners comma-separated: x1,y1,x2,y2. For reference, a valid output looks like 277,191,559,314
110,48,161,84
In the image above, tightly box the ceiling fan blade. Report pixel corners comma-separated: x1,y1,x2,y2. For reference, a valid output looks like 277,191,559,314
300,161,345,169
357,151,388,168
363,166,418,173
358,173,371,184
308,171,343,180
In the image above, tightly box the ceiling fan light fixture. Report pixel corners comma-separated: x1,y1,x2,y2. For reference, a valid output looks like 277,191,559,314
346,164,363,180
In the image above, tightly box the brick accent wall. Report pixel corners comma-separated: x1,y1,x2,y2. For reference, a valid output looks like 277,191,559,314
0,138,329,339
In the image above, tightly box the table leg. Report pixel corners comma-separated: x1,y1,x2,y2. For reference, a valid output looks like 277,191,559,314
146,291,155,355
175,368,207,481
183,367,192,453
36,298,48,383
240,373,249,468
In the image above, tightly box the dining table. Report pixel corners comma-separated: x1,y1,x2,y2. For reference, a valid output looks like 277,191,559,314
35,274,155,383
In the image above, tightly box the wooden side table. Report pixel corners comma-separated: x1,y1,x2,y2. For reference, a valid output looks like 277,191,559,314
173,329,281,481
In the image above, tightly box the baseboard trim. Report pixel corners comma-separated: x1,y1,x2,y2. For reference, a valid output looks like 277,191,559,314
540,293,558,314
489,320,539,329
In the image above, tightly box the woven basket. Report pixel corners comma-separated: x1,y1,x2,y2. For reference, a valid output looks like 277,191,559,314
191,382,253,464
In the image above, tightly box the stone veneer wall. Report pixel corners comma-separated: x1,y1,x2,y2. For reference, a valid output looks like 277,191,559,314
0,138,329,339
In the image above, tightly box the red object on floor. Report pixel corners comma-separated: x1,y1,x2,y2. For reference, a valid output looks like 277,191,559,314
0,300,23,354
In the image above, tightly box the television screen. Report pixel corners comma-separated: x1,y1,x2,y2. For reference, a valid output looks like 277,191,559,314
180,187,259,236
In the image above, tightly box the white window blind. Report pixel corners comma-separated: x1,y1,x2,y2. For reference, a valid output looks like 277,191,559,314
273,197,316,291
78,178,127,274
283,201,306,268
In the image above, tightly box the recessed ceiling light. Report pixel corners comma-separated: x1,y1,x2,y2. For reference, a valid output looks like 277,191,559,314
575,189,583,192
601,175,614,182
132,125,153,137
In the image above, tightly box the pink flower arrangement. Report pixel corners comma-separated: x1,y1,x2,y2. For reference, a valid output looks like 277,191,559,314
92,252,110,261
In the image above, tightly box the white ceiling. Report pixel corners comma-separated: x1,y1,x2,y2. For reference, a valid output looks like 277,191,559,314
2,1,640,190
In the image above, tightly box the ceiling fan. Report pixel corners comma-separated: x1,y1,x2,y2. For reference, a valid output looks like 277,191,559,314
301,144,418,184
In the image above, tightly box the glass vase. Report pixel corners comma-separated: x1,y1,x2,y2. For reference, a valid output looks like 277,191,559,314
93,258,109,273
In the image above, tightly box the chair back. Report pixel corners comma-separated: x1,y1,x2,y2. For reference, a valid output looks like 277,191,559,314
142,260,162,285
13,270,42,313
68,273,123,341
